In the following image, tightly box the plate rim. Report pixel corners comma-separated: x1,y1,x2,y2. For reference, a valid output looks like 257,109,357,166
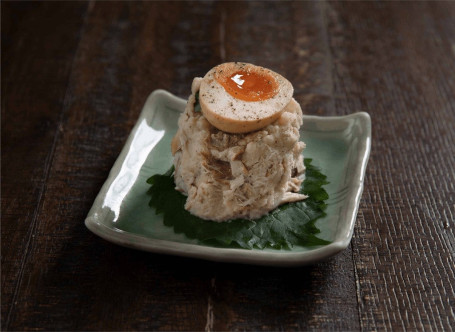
85,89,371,266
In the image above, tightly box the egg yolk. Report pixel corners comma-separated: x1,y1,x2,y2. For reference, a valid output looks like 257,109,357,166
216,70,278,102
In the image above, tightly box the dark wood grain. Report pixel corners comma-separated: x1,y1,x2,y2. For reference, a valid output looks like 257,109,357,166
2,1,454,331
1,2,88,327
326,2,455,330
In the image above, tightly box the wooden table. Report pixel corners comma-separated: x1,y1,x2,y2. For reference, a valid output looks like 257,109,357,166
2,1,454,330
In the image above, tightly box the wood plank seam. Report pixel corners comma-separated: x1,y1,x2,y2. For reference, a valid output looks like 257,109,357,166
351,211,366,331
322,1,365,329
3,3,91,328
205,277,216,331
320,0,335,115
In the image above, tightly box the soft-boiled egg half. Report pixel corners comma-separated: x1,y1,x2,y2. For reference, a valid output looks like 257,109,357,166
199,62,293,133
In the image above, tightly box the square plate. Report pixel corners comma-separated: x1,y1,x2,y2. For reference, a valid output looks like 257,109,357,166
85,90,371,266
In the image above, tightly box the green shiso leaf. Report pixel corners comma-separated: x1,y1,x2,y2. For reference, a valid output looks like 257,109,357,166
147,158,330,249
194,91,201,112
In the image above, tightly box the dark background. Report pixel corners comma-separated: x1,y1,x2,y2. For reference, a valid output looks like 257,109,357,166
2,1,454,330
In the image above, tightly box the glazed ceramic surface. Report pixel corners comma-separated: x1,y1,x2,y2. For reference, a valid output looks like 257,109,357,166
85,90,371,266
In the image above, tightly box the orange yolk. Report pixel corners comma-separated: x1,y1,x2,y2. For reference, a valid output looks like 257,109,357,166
216,70,278,102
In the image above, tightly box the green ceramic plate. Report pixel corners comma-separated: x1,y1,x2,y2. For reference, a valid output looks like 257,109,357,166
85,90,371,266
